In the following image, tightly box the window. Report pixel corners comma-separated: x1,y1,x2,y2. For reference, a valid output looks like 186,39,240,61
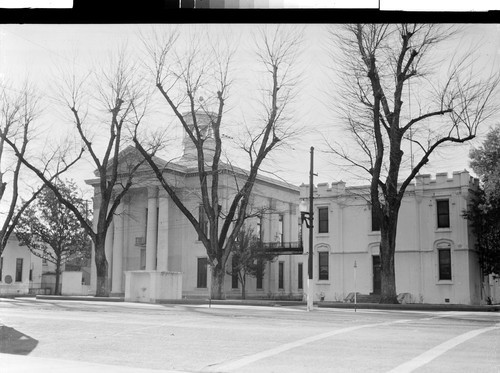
318,252,329,281
197,257,208,288
298,263,303,290
318,207,329,233
198,204,208,240
231,255,239,289
437,200,450,228
278,215,284,244
256,261,263,289
0,257,3,281
371,205,381,231
438,248,452,280
29,268,33,281
15,258,23,282
278,261,284,289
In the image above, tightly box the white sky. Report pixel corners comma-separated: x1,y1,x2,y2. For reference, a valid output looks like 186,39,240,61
1,24,499,208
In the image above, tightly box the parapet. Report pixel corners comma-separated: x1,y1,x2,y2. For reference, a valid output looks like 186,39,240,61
415,170,478,190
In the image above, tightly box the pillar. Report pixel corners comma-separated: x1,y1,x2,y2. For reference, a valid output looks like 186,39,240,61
105,219,114,284
146,187,158,271
156,190,170,271
111,202,124,293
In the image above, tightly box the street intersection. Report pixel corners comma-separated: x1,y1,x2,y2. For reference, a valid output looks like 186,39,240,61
0,298,498,372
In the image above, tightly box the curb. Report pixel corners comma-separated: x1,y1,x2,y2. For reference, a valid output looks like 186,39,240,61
25,296,500,312
35,295,124,302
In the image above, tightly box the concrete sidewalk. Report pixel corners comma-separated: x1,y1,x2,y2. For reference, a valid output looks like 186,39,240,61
32,295,500,312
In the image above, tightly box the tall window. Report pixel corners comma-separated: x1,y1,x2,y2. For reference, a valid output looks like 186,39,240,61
256,261,263,289
298,263,303,290
318,207,329,233
438,248,452,280
231,256,239,289
15,258,23,282
278,215,284,244
145,207,148,237
0,257,3,281
197,257,208,288
318,252,329,280
371,205,381,231
278,261,284,289
437,200,450,228
198,204,208,240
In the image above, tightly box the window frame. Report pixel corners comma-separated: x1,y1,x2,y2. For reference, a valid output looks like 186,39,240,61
318,251,329,281
256,260,263,290
438,248,452,281
436,199,450,229
15,258,23,282
298,262,303,290
318,207,329,234
196,257,208,288
278,261,284,289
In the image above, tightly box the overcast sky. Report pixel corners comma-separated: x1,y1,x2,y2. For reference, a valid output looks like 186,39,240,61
1,24,499,203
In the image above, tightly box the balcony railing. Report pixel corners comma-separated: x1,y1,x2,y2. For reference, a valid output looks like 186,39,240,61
261,241,303,255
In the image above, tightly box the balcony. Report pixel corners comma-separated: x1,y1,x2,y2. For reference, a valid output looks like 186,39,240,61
261,241,303,255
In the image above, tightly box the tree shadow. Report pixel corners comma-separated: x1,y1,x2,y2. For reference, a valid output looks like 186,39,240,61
0,325,38,355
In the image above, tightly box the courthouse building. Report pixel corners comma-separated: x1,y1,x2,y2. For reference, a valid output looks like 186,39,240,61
87,113,304,301
86,113,493,305
300,171,487,305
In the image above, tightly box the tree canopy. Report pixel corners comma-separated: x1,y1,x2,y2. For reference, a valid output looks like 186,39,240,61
15,179,91,294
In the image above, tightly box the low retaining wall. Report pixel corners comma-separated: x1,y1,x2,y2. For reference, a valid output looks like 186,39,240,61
125,271,182,303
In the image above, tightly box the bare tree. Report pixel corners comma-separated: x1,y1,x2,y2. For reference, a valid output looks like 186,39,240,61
327,24,500,303
0,82,81,255
2,52,149,296
134,26,303,299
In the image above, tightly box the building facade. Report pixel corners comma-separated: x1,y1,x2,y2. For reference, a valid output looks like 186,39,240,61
0,237,43,295
300,171,485,305
87,114,304,300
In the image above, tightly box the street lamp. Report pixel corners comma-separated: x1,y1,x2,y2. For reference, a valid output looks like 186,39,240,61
300,146,315,312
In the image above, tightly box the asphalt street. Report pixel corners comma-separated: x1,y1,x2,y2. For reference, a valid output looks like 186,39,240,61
0,298,498,372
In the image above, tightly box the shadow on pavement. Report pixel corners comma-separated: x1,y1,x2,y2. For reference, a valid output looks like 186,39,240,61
0,325,38,355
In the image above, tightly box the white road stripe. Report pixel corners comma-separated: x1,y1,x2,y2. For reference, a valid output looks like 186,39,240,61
206,319,410,372
387,325,500,373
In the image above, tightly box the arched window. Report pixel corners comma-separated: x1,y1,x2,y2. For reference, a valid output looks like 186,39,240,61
436,241,452,280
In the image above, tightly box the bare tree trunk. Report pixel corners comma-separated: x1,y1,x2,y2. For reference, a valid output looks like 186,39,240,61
241,273,246,300
210,264,225,300
379,226,398,304
94,237,109,297
55,258,62,296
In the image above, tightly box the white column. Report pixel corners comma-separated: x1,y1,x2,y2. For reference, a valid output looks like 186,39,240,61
105,219,114,283
111,202,124,293
156,191,170,271
146,187,158,271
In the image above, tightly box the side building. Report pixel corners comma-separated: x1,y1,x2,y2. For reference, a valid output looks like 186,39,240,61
86,114,304,301
300,171,485,305
0,237,43,296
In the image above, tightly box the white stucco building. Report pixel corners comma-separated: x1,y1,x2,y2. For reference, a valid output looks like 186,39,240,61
0,237,43,295
300,171,487,305
87,113,304,301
